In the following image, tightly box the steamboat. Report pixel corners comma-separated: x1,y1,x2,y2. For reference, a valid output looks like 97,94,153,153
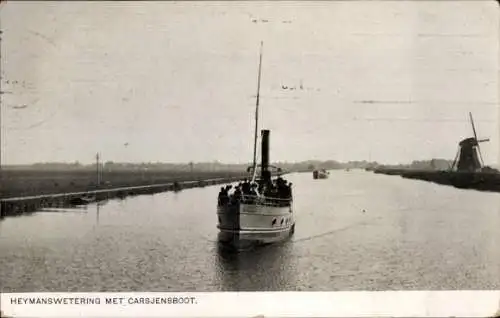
216,42,295,248
313,169,329,179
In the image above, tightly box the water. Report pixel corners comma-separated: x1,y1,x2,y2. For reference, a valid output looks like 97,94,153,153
1,170,499,292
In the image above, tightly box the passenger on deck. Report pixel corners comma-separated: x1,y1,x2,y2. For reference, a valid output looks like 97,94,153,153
283,180,292,198
218,187,225,206
275,178,284,195
263,184,273,198
242,179,250,195
236,186,242,197
276,176,284,185
218,186,231,206
250,183,258,196
231,186,242,204
225,185,232,193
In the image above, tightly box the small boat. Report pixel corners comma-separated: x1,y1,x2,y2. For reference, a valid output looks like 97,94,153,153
216,42,295,249
313,169,329,179
69,195,96,206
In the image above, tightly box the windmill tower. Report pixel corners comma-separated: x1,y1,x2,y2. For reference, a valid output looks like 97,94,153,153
450,112,490,172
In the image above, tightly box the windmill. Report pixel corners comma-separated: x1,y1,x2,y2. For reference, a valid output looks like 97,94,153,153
450,112,490,172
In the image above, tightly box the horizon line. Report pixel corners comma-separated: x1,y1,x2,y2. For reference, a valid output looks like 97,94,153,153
0,158,460,167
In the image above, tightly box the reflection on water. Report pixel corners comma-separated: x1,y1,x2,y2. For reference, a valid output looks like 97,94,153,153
95,201,101,225
215,241,297,291
1,170,499,292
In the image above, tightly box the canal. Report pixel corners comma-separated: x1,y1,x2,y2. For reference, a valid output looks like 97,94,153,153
1,170,499,291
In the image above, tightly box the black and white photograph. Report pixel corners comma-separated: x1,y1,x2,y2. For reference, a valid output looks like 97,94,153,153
0,1,499,317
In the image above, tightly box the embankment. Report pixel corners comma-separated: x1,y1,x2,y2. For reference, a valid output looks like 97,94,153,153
0,169,249,199
0,170,251,218
372,167,500,192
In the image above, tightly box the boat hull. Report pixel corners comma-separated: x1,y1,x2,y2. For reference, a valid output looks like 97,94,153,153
217,225,295,249
217,202,295,248
313,170,329,179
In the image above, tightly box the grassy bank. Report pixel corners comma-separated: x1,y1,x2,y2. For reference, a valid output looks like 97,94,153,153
372,167,500,192
0,169,248,199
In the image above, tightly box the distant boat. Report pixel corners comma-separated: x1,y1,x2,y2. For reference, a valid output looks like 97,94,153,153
313,169,329,179
216,42,295,249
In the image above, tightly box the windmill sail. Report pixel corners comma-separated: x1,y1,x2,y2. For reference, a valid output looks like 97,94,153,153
454,112,490,172
469,112,485,166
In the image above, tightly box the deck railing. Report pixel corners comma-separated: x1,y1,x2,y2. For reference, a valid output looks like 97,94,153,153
240,194,292,207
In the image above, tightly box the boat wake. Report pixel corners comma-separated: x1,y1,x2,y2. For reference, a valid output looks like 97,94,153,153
292,216,382,243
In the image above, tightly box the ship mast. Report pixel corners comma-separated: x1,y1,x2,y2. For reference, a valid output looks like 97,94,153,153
251,41,263,183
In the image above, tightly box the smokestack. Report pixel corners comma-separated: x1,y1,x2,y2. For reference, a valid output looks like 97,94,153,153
261,129,270,180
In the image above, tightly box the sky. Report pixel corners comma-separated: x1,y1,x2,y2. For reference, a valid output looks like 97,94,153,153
0,1,499,165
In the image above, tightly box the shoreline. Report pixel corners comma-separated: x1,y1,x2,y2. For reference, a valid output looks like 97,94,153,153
0,170,250,199
0,174,248,218
371,167,500,192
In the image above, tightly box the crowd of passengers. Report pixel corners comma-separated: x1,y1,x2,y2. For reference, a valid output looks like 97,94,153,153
218,174,292,207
